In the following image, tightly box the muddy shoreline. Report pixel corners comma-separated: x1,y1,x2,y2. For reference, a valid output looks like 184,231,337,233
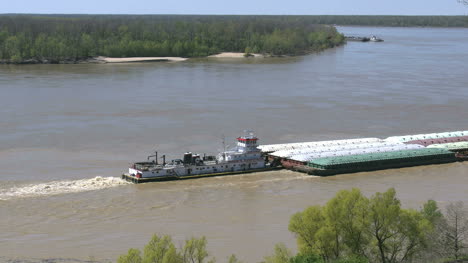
0,53,266,64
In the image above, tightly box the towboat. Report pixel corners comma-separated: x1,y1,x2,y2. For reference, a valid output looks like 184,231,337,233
122,132,279,183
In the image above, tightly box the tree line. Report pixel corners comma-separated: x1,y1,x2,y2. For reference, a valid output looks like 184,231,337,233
0,15,345,63
286,188,468,263
292,15,468,28
2,14,465,64
118,188,468,263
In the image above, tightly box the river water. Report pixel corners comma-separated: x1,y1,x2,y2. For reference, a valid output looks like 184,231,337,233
1,26,467,262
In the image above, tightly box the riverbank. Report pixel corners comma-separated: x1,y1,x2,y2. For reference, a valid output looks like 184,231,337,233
0,53,267,64
95,56,188,63
208,52,264,58
0,56,188,64
101,53,266,62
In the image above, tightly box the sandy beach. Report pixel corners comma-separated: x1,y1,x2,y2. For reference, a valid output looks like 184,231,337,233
92,53,264,63
95,56,188,63
208,52,264,58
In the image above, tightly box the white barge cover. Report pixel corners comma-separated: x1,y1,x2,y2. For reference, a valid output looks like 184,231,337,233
259,138,382,153
385,130,468,143
270,141,406,158
288,144,425,162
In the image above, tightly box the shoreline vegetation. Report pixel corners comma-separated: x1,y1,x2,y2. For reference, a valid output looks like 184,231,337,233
116,188,468,263
1,14,466,64
0,15,346,64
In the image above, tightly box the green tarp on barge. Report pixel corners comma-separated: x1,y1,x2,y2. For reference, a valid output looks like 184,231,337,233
307,148,457,175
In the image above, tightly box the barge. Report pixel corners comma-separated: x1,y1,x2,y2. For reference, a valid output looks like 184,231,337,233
305,148,458,176
260,129,468,176
123,129,468,183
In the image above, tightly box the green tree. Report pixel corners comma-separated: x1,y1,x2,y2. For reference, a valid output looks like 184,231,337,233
4,36,21,61
368,188,401,263
262,243,293,263
81,33,96,57
118,248,143,263
289,205,326,256
162,245,181,263
332,257,368,263
182,236,213,263
143,234,181,263
417,200,444,262
367,188,431,263
289,188,436,263
289,253,323,263
289,189,370,261
421,199,443,225
227,254,243,263
117,234,216,263
324,189,370,259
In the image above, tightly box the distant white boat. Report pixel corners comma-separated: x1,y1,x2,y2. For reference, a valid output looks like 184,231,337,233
370,35,384,42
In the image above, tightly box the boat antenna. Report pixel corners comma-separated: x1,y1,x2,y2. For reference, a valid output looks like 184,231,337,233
245,129,254,138
222,134,226,161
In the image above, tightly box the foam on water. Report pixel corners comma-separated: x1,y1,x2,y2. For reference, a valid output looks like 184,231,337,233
0,176,130,200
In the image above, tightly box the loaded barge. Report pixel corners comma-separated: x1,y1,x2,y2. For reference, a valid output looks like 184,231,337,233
123,130,468,183
262,130,468,176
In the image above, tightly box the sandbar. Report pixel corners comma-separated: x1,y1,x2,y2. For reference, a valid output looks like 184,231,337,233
95,56,188,63
208,52,264,58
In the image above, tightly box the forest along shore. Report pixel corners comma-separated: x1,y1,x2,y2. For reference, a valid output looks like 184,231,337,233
2,15,468,64
0,15,345,64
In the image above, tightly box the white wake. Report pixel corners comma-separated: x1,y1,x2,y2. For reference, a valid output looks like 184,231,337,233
0,176,130,200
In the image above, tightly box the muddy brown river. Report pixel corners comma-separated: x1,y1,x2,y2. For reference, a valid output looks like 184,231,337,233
1,26,467,262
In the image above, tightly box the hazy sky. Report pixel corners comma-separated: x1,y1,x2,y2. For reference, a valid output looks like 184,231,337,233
3,0,467,15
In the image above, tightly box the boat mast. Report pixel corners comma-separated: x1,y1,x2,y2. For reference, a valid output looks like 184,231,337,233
222,134,226,161
147,151,158,164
